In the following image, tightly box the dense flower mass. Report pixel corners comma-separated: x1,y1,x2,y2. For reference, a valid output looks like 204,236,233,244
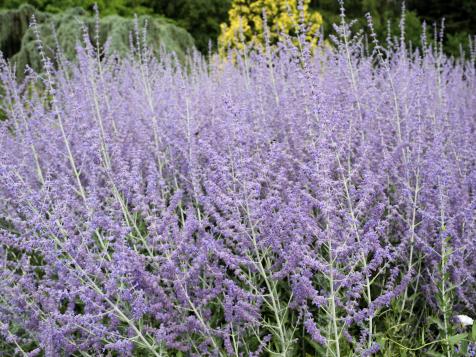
0,14,475,356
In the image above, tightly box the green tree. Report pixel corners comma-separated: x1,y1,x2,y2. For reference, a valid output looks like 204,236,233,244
310,0,474,56
0,0,153,16
0,0,233,53
150,0,232,52
0,4,194,76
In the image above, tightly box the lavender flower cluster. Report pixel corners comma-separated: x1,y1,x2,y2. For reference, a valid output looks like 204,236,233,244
0,19,475,356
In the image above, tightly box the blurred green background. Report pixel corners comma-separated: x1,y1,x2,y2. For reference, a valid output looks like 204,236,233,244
0,0,475,73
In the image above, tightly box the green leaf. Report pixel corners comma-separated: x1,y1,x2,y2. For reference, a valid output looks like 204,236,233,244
305,336,327,355
447,333,468,345
428,316,444,330
460,340,469,355
472,323,476,342
425,352,446,357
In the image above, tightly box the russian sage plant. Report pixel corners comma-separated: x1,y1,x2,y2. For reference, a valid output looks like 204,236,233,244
0,10,475,357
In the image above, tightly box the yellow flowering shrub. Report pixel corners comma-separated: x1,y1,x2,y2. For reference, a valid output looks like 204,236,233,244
219,0,323,51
